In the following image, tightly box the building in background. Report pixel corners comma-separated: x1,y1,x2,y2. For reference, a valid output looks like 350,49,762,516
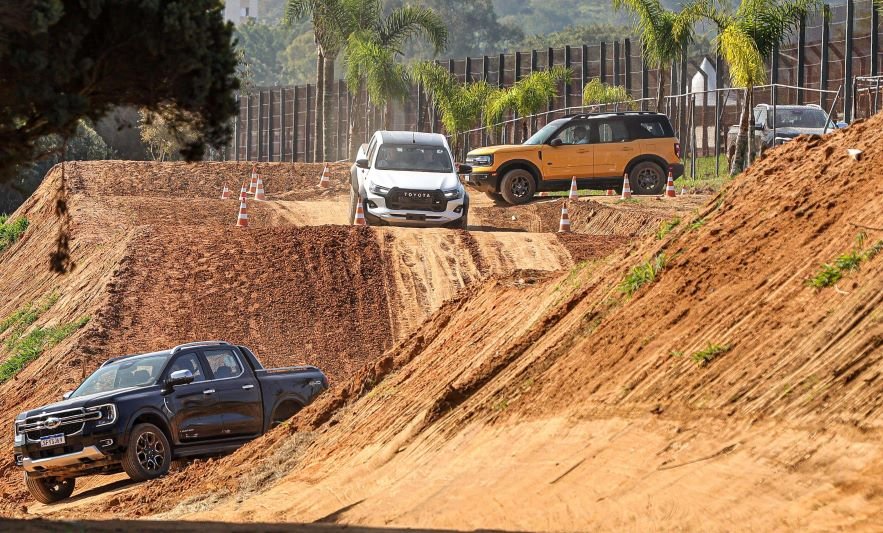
224,0,260,24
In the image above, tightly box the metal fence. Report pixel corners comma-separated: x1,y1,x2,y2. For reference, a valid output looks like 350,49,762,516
225,0,882,163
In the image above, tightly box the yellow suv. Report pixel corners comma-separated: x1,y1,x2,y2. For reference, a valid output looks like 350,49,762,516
465,112,683,204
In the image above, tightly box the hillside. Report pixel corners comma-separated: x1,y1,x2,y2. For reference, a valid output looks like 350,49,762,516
29,114,883,530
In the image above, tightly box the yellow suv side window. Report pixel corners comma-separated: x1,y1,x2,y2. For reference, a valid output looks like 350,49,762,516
552,122,591,145
597,119,629,143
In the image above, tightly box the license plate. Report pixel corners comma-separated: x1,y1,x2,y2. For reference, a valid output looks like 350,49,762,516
40,434,65,448
406,213,427,221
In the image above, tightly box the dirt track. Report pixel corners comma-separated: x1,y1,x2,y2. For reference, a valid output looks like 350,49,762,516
8,134,876,531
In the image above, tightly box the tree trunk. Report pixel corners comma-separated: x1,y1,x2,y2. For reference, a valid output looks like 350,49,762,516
322,52,336,162
384,100,394,130
746,89,755,166
730,87,751,176
313,47,324,163
656,68,666,112
520,118,528,143
348,81,366,158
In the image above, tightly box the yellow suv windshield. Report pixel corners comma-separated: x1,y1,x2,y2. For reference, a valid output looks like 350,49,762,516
523,119,568,145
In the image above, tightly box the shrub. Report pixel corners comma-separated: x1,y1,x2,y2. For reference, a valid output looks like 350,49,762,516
807,236,883,289
619,253,667,297
691,342,731,367
656,217,681,240
0,216,28,253
0,316,90,383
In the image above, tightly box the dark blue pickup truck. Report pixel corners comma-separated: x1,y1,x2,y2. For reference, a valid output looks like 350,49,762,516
13,341,327,503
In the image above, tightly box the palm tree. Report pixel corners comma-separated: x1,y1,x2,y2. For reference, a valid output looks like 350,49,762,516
343,1,447,157
411,61,496,157
285,0,346,162
582,79,637,111
485,66,572,143
699,0,820,175
612,0,702,113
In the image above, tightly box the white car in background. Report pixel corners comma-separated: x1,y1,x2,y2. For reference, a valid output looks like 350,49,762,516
350,131,470,228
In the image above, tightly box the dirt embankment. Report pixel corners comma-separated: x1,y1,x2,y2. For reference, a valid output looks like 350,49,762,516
67,116,883,530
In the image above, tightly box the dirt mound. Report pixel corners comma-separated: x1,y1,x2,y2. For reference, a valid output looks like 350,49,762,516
73,116,883,529
471,194,706,235
65,161,351,201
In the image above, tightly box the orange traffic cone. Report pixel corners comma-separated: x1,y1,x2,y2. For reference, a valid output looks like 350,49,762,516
620,173,632,200
248,166,258,195
254,175,266,201
353,196,367,226
606,188,615,196
239,182,248,202
220,184,231,200
558,201,571,233
236,198,248,227
680,186,688,195
665,170,677,198
568,176,579,201
537,191,548,197
318,164,331,188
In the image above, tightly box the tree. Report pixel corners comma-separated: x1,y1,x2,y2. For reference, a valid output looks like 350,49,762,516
0,0,239,184
411,61,496,156
612,0,702,113
234,19,300,88
485,66,573,143
699,0,820,175
285,0,349,162
139,108,199,162
582,79,637,110
343,0,448,157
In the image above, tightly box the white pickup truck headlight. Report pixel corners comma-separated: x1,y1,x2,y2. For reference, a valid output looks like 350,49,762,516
468,155,493,166
443,186,463,200
87,404,117,427
368,183,390,196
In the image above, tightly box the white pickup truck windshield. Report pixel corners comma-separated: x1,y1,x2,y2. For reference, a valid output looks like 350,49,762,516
375,144,453,173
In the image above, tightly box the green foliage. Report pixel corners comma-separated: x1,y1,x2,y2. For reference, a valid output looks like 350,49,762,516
656,217,681,240
619,253,668,296
582,79,637,109
234,19,304,87
411,62,497,151
690,342,730,367
495,0,621,36
612,0,702,68
487,66,573,124
688,217,706,231
0,1,239,183
0,293,59,339
806,236,883,289
0,216,29,253
0,316,90,384
2,121,111,215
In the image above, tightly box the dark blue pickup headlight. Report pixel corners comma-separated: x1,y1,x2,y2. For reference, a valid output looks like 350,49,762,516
86,404,117,427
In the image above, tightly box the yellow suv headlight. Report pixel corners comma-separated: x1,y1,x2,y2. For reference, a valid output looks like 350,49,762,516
467,154,493,166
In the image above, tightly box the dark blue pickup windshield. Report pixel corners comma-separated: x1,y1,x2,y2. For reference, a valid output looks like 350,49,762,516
71,353,170,398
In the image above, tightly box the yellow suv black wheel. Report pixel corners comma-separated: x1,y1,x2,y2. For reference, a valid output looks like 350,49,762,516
629,161,666,195
499,168,535,205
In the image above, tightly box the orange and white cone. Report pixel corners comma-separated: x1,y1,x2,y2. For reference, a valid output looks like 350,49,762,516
220,184,231,200
606,188,615,196
236,198,248,227
353,196,367,226
248,166,258,195
239,182,248,202
665,170,677,198
620,173,632,200
254,175,266,201
537,191,548,197
680,186,688,195
558,201,571,233
318,164,331,189
568,176,579,201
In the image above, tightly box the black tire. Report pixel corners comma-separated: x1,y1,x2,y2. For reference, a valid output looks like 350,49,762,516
348,186,358,225
25,473,75,504
484,191,501,201
499,168,536,205
458,195,470,230
122,423,171,482
629,161,666,195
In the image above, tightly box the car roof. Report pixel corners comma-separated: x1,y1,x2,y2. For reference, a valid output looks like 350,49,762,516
377,131,448,147
100,349,172,367
755,104,823,110
563,112,668,120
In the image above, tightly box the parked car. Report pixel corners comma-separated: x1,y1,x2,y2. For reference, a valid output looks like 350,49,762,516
13,341,327,503
464,112,684,204
351,131,470,228
726,103,841,165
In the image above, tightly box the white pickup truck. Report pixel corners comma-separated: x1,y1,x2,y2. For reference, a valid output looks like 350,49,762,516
350,131,470,228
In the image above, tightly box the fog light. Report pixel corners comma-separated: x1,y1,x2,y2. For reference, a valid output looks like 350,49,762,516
367,200,378,209
453,205,463,213
14,454,23,466
99,438,114,447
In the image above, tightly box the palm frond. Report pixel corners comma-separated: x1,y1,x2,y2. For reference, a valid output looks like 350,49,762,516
718,25,765,87
381,6,448,54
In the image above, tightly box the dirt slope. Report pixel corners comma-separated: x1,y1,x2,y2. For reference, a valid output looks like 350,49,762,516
54,116,883,530
2,159,642,514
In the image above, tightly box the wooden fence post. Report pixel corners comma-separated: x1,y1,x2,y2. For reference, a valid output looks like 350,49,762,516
305,84,311,163
796,15,806,104
564,45,571,110
267,90,274,161
292,87,299,162
613,41,621,87
624,39,632,94
844,0,854,122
